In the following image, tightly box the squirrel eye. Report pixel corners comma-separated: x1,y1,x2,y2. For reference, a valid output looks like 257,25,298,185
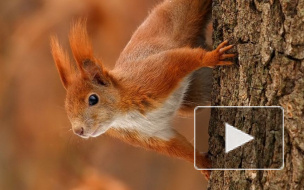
88,94,99,106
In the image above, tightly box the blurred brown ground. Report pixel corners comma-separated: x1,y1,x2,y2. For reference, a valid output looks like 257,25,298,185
0,0,209,189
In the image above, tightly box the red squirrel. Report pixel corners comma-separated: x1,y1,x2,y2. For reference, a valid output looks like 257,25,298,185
51,0,235,179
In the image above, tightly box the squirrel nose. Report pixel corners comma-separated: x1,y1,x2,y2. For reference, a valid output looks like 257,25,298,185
73,127,84,136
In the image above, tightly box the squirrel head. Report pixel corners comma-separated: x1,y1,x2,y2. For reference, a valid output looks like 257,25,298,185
51,20,119,138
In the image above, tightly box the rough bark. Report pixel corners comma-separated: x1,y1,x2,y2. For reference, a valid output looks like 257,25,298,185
208,0,304,189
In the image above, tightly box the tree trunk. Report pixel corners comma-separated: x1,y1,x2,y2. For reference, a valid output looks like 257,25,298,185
209,0,304,189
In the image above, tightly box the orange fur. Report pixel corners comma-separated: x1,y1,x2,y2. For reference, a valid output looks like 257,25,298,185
106,128,211,178
51,0,236,180
50,36,74,89
69,19,95,73
114,43,234,115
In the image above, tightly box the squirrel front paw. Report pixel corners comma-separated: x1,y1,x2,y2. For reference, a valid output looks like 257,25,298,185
203,40,236,68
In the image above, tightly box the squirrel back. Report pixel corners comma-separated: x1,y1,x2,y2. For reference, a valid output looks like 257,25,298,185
114,0,213,115
116,0,212,64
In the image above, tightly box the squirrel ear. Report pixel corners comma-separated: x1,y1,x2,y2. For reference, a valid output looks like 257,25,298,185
69,19,109,85
82,59,109,86
69,19,95,74
50,36,73,89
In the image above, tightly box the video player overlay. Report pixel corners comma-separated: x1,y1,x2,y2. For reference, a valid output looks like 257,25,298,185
194,106,284,170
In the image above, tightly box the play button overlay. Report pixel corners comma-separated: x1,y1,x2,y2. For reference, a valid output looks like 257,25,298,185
225,123,254,153
194,106,284,170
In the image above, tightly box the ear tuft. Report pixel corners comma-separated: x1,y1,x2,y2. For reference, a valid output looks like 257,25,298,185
69,19,95,73
69,19,110,85
50,36,73,89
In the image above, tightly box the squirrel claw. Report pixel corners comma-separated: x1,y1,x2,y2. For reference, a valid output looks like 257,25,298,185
206,40,236,67
216,40,229,50
220,53,236,60
219,44,234,54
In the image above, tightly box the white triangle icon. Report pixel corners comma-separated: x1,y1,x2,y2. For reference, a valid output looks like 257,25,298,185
225,123,254,153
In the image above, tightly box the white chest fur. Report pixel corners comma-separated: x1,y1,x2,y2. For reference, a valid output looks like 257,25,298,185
111,78,190,141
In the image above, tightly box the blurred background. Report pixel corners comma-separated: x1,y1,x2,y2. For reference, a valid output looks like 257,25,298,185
0,0,209,189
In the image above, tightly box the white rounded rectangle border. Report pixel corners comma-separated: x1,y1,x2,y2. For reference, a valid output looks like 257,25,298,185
194,106,284,171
